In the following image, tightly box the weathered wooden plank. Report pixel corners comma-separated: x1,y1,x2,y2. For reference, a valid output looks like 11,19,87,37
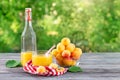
0,72,120,80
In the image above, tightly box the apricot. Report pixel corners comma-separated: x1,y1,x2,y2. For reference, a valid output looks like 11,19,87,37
66,43,75,52
57,43,65,52
37,66,46,74
56,60,64,67
62,50,71,58
49,63,58,69
51,49,59,57
63,58,75,66
56,68,61,72
61,37,71,46
55,53,63,62
56,67,65,72
75,48,82,53
59,67,65,72
71,48,82,60
72,60,77,65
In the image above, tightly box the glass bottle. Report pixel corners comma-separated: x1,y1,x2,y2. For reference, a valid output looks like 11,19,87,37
21,8,37,66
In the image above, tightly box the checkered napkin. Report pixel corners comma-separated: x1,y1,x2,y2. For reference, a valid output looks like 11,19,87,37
23,60,68,76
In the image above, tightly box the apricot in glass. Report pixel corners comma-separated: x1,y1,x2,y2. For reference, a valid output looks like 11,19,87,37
61,37,71,46
62,50,71,58
63,58,75,66
66,43,75,52
71,48,82,60
57,43,65,52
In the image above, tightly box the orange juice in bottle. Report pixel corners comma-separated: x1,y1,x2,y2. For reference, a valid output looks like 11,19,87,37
21,8,37,66
21,51,32,66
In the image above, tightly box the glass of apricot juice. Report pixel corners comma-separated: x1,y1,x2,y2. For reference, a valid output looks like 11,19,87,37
32,50,53,66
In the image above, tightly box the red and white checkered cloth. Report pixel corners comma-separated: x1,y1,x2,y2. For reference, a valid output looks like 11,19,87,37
23,60,68,76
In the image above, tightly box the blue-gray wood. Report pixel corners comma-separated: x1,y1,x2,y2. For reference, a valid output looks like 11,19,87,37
0,53,120,80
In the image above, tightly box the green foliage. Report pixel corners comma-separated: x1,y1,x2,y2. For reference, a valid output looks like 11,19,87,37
6,60,21,68
0,0,120,52
68,66,83,72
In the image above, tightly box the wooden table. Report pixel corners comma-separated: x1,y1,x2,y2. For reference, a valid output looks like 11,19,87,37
0,53,120,80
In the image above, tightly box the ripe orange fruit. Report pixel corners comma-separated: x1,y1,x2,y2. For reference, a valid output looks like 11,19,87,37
66,43,75,52
55,53,63,62
72,60,76,65
51,49,59,57
37,66,46,74
49,63,58,69
71,48,82,60
57,43,65,52
61,37,71,46
62,50,71,58
56,67,65,72
63,58,75,66
75,48,82,53
56,60,64,67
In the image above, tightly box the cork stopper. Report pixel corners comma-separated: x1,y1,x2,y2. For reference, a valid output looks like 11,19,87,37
25,8,32,21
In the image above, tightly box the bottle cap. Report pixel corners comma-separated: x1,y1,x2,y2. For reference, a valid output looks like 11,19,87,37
25,8,31,21
25,8,31,11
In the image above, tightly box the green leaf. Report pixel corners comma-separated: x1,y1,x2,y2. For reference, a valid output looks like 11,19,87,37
6,60,22,68
68,66,83,72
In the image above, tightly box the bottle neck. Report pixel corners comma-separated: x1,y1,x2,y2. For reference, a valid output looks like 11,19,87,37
25,19,32,27
25,9,32,28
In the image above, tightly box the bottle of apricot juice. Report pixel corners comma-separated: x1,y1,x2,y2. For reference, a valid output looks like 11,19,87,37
21,8,37,66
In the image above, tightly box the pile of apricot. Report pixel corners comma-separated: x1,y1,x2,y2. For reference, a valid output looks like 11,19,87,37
51,37,82,67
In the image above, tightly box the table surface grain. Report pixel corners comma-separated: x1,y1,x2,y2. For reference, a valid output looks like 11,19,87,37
0,53,120,80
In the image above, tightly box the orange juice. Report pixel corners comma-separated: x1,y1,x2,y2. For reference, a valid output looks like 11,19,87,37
21,51,32,66
32,54,52,66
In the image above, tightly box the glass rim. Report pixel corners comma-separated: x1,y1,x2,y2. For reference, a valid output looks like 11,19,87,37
37,50,51,55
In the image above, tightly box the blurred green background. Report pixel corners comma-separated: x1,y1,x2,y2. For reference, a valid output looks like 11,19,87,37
0,0,120,53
